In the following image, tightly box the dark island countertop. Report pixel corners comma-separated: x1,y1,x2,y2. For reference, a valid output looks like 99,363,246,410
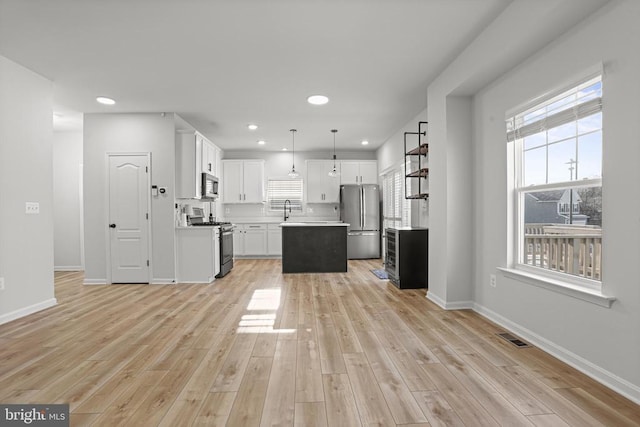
281,222,349,273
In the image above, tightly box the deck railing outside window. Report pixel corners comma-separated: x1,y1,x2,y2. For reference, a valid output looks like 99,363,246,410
524,223,602,280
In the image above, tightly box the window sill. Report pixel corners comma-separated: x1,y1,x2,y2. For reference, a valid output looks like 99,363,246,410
497,267,616,308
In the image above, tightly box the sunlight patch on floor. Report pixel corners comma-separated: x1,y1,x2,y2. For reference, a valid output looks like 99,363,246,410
238,288,295,333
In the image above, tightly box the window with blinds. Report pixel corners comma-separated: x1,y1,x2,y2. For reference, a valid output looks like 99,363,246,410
267,178,303,211
507,74,603,287
382,164,411,231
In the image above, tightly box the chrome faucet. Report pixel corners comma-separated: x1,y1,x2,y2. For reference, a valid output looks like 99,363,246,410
284,199,291,222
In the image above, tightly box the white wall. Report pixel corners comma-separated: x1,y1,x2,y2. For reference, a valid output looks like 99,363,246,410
53,131,83,270
445,96,473,304
0,55,56,324
222,150,376,220
83,113,176,284
427,0,639,401
472,0,640,400
375,108,429,227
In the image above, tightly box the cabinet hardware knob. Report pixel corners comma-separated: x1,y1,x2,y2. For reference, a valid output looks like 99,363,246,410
109,224,116,228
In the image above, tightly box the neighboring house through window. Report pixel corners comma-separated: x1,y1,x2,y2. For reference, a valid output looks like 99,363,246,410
507,74,603,287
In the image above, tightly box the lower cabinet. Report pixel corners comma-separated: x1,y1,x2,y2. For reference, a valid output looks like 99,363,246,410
267,224,282,256
233,223,281,257
243,224,267,256
176,227,220,283
234,223,267,257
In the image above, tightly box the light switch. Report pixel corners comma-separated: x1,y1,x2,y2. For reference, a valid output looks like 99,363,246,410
25,202,40,214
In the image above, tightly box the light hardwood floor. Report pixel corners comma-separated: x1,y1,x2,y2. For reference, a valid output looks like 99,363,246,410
1,259,638,426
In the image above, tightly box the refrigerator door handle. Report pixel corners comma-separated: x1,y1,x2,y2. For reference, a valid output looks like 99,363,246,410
360,188,365,229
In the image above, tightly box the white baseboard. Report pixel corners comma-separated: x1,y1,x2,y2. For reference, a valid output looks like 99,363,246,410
84,279,178,285
174,280,214,284
83,278,107,285
0,298,57,326
151,278,176,285
473,302,640,405
426,291,446,308
426,292,474,310
54,265,84,272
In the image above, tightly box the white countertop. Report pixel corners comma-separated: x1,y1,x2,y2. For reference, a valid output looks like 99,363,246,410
228,217,341,224
280,222,349,227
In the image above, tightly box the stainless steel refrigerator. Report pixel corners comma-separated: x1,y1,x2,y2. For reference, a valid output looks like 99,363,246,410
340,184,380,259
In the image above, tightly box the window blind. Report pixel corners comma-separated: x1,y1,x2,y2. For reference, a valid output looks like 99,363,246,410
507,76,602,142
267,178,303,211
382,167,411,230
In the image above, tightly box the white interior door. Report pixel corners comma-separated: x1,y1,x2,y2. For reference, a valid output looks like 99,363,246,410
108,154,150,283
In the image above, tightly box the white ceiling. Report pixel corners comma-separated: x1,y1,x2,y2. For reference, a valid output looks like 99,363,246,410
0,0,512,151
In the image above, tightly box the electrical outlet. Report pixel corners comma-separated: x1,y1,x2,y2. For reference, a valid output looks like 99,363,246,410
0,277,5,290
489,274,497,288
25,202,40,214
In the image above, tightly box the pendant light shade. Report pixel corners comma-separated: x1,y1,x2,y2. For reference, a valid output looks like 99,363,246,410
328,129,340,177
288,129,300,178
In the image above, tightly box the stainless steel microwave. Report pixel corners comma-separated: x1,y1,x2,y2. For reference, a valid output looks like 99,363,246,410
202,173,219,199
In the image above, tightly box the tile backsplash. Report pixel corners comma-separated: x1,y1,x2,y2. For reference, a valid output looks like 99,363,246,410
225,202,340,222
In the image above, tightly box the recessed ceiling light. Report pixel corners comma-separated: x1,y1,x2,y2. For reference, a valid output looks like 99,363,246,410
248,124,258,130
282,148,288,151
96,96,115,105
307,95,329,105
258,140,265,145
361,140,369,145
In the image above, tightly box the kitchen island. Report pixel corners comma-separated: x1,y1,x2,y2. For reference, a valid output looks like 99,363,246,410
281,222,348,273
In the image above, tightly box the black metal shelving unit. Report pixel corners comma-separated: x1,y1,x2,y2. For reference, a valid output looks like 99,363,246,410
403,121,429,199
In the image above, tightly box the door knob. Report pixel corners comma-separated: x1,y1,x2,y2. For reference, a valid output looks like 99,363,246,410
109,224,116,228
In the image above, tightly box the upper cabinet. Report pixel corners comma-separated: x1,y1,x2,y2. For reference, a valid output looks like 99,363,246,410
176,130,220,199
306,160,340,203
176,131,205,199
222,159,265,203
340,160,378,185
201,140,217,175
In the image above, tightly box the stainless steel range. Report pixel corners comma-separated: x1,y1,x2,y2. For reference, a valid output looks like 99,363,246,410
215,222,234,277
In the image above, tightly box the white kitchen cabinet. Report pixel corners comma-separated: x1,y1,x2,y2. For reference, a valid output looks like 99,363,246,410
202,140,217,176
223,160,243,203
340,160,378,185
222,160,265,203
244,224,267,255
306,160,340,203
175,227,219,283
233,223,268,256
176,130,219,199
267,224,282,255
233,225,244,255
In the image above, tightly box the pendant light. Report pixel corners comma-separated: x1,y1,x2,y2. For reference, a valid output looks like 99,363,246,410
288,129,300,178
328,129,340,177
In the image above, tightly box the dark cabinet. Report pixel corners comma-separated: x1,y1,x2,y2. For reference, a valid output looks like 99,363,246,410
384,227,428,289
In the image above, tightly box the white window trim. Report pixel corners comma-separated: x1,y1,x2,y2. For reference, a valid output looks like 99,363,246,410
497,267,615,308
505,71,613,306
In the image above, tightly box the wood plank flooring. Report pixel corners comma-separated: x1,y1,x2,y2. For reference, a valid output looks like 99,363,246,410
1,259,638,426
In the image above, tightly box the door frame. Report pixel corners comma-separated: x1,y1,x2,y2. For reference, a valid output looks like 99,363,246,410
105,152,153,285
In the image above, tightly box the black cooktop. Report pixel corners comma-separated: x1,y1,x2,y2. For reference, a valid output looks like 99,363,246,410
190,221,231,226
